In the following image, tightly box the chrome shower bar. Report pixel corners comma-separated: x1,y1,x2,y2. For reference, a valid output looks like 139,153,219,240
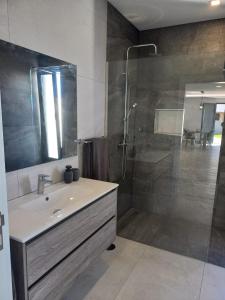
121,43,158,180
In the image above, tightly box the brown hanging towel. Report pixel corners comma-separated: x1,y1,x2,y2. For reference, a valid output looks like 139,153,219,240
82,137,109,181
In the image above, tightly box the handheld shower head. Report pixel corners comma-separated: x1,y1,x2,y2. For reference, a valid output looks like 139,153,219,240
127,102,138,120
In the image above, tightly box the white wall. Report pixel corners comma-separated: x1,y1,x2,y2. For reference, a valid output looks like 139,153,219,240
184,99,203,131
0,99,12,300
0,0,107,200
184,97,225,131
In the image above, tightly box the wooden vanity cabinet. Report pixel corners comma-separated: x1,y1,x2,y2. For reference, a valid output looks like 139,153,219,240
11,189,117,300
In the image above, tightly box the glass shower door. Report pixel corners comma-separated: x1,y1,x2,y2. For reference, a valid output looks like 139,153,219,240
117,50,225,266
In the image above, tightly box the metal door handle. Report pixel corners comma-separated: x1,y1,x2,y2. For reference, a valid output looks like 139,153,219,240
0,211,5,251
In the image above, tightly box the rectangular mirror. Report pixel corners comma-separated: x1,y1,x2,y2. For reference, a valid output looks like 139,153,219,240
0,40,77,172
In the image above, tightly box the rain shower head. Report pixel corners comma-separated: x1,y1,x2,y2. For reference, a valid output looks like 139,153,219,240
127,43,158,56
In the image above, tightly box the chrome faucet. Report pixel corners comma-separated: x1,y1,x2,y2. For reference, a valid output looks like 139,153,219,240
37,174,52,194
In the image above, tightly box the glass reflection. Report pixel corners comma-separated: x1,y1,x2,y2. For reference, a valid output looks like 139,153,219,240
30,65,77,163
184,82,225,148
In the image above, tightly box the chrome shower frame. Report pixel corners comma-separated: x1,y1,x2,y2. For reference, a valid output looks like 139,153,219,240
121,43,158,179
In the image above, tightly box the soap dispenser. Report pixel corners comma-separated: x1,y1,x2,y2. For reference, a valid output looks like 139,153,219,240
64,165,73,184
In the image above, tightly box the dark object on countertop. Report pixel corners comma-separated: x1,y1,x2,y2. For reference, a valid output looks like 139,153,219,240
64,165,73,184
72,168,80,181
83,137,109,181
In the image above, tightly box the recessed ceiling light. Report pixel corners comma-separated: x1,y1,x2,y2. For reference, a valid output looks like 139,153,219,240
216,85,222,88
210,0,221,6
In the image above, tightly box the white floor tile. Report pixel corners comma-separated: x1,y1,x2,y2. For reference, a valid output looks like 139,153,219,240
115,245,204,300
64,237,144,300
64,237,225,300
200,263,225,300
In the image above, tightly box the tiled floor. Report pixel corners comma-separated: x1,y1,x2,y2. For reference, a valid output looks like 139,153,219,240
118,210,211,261
65,237,225,300
208,227,225,268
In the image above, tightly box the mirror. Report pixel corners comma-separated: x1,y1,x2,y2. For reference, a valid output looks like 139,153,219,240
0,40,77,172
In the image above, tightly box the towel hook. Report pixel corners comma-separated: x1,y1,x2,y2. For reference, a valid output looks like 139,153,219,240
74,139,92,144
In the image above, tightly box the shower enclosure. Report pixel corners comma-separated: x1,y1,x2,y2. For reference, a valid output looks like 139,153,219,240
107,42,225,267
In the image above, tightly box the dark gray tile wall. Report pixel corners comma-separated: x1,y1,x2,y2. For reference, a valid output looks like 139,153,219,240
107,3,139,218
213,123,225,229
140,19,225,56
107,3,139,62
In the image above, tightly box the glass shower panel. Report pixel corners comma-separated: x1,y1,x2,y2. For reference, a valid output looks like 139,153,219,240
116,50,225,266
107,58,138,219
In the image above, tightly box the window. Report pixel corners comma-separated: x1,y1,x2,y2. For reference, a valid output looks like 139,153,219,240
154,109,184,136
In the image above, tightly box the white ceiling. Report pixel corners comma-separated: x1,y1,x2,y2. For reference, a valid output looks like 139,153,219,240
108,0,225,30
186,82,225,98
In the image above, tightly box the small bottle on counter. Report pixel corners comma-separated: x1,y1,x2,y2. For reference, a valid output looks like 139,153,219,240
72,168,80,181
64,165,73,184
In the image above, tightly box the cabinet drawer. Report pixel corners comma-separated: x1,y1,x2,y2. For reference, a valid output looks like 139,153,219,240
29,218,116,300
27,190,117,286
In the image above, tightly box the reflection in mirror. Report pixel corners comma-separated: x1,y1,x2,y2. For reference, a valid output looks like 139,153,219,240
30,65,77,162
0,40,77,172
184,82,225,148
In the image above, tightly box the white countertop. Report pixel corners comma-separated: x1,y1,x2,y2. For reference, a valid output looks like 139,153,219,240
8,178,118,243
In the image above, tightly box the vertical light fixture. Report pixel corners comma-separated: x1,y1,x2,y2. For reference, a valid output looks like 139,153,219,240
41,74,59,159
200,91,204,110
56,71,63,148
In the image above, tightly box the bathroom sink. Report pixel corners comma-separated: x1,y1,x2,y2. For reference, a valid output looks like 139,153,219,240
8,178,118,242
20,183,93,217
21,186,76,213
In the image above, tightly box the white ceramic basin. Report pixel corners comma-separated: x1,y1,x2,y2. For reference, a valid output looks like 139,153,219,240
8,178,118,243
